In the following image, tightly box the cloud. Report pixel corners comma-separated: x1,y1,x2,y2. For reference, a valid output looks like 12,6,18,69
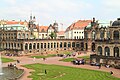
0,0,93,29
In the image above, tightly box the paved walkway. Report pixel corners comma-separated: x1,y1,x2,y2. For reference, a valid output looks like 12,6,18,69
2,54,120,80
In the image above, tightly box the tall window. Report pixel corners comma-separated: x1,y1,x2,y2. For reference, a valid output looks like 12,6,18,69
114,30,119,40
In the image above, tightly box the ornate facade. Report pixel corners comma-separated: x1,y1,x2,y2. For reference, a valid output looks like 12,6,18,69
84,18,120,65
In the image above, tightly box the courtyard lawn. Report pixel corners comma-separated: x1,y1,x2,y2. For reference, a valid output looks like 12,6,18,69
31,54,56,59
59,58,75,62
59,56,90,62
2,57,15,63
78,56,90,61
59,51,73,54
24,63,120,80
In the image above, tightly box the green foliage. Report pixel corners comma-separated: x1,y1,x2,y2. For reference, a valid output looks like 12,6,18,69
59,58,75,62
24,63,120,80
49,32,57,39
2,57,15,63
31,54,56,59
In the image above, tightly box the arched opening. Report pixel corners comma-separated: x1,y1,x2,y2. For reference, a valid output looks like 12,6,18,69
114,30,119,40
64,42,67,47
68,42,71,48
33,43,36,49
100,30,104,40
44,43,46,48
81,42,84,51
60,42,62,48
25,43,28,50
91,31,96,40
72,42,75,47
85,43,88,50
91,43,95,52
48,43,50,49
54,43,56,48
104,47,110,56
29,43,32,49
18,33,21,39
76,42,80,48
98,46,102,55
41,43,43,49
21,44,23,50
51,43,53,48
37,43,39,49
114,47,119,57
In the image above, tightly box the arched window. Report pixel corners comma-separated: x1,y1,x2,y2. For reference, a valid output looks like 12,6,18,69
92,43,95,52
114,30,119,40
91,31,95,40
76,42,79,47
25,43,28,50
33,43,36,49
114,47,119,57
68,42,71,48
54,43,56,48
72,42,75,47
104,47,110,56
60,42,62,48
26,34,29,39
98,46,102,55
29,43,32,49
37,43,39,49
100,31,104,39
48,43,50,48
81,42,84,51
64,42,67,47
22,33,25,39
44,43,46,48
18,33,21,39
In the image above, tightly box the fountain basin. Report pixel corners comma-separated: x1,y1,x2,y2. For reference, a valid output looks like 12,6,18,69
0,67,24,80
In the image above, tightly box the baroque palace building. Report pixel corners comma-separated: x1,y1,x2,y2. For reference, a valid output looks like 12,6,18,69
0,17,120,65
84,18,120,65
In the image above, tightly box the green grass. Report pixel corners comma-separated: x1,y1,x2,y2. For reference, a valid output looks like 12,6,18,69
59,58,75,62
2,57,15,63
59,51,73,54
31,54,56,59
24,63,120,80
59,56,90,62
78,56,90,61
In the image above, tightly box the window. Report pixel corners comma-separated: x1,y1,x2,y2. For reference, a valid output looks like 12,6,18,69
74,32,76,33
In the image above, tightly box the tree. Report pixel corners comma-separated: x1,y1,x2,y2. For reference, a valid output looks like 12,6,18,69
49,32,57,39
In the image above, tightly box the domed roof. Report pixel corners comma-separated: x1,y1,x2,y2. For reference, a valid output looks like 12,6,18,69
112,18,120,26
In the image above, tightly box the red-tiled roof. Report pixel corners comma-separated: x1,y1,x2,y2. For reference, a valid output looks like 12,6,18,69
36,26,48,32
6,21,28,25
58,31,65,35
66,20,92,32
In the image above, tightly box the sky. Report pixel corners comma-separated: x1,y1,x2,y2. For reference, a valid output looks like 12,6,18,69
0,0,120,30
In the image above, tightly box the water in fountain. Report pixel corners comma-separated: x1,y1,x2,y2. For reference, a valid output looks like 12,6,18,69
0,53,3,75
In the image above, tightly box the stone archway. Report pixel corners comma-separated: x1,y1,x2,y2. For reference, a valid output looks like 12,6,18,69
81,42,84,51
29,43,32,49
25,43,28,50
114,47,119,57
113,30,119,40
98,46,102,55
91,43,95,52
104,46,110,56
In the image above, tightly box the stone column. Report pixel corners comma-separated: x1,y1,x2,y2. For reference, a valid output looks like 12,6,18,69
110,46,113,56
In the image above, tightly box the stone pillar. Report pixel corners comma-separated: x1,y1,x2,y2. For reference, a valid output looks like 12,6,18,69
102,46,104,56
110,46,113,56
28,43,29,50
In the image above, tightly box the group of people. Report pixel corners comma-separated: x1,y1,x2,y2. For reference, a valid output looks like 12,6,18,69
7,60,20,69
72,59,85,65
